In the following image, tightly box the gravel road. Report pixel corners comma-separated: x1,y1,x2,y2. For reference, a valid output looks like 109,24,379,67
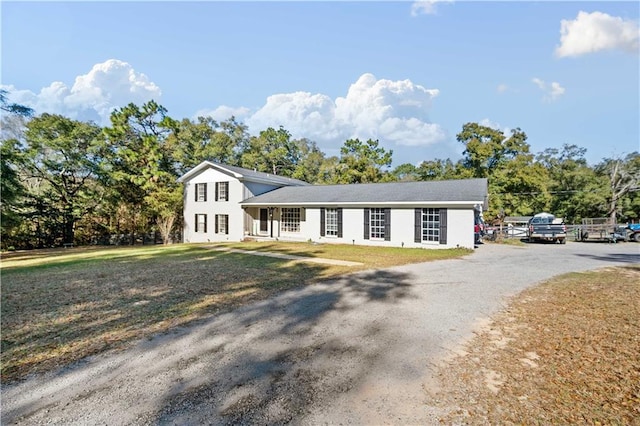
3,241,638,425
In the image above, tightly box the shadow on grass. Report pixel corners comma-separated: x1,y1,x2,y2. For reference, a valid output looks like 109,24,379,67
2,263,416,424
574,251,640,264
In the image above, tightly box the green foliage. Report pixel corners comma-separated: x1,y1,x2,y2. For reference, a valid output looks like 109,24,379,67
330,138,395,184
240,126,301,176
21,114,103,245
457,122,529,178
3,106,638,249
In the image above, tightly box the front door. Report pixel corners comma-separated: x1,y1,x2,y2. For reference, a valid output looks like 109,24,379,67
259,208,268,233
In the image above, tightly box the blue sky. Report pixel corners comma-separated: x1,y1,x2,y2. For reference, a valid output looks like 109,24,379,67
2,1,639,167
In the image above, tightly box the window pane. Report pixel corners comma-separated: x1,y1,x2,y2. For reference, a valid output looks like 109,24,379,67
218,182,228,201
421,208,440,242
196,183,206,202
326,208,338,236
370,208,385,239
281,208,300,232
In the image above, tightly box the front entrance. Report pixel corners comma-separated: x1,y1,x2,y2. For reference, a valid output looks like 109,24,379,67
259,208,268,234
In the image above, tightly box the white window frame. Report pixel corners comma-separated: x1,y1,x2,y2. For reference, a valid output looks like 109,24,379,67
195,214,207,233
217,214,228,234
325,208,338,237
421,208,440,243
196,183,206,202
370,208,385,240
281,208,300,233
217,181,228,201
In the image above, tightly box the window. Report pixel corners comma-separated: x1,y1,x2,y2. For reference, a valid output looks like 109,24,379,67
421,208,440,242
370,208,386,239
281,208,300,232
195,214,207,233
325,208,338,237
195,183,207,202
215,214,229,234
216,181,229,201
415,208,447,244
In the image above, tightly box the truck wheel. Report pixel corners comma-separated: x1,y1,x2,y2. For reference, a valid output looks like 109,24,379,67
634,233,640,243
560,238,566,244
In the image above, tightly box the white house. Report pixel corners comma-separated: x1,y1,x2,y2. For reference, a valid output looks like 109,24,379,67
178,161,488,249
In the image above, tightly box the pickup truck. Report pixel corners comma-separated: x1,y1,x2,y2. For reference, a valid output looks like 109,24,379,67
627,223,640,242
527,212,567,244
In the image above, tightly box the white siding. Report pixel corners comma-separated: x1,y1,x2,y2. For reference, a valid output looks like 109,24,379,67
290,207,476,249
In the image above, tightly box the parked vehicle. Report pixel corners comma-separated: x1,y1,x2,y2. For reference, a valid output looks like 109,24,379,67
627,223,640,242
575,217,627,243
527,213,567,244
474,209,485,244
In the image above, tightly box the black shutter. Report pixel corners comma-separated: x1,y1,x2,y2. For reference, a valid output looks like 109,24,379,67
215,182,219,201
384,208,391,241
215,215,219,234
204,214,208,233
225,215,229,234
194,184,198,202
194,214,198,232
203,183,207,202
337,208,343,238
320,208,325,236
439,209,447,245
415,208,422,243
364,208,370,240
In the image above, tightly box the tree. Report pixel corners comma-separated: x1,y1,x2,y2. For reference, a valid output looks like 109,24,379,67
596,153,640,224
0,89,34,117
21,114,103,246
331,138,394,184
102,101,180,244
168,116,249,175
457,123,529,178
415,158,463,181
537,144,606,223
240,126,301,176
1,90,34,248
290,138,328,183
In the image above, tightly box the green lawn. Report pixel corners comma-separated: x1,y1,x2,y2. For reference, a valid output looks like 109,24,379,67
1,242,470,383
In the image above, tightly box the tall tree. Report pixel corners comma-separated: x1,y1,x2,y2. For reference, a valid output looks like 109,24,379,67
102,101,179,244
1,90,34,247
457,123,529,178
168,116,249,175
331,138,394,184
291,138,327,183
537,144,606,223
240,126,301,176
596,153,640,224
22,114,103,245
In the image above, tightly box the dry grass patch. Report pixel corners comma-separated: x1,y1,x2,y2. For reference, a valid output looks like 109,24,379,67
1,242,469,383
432,265,640,424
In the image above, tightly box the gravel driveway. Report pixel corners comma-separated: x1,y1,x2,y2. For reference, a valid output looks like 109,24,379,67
3,241,638,425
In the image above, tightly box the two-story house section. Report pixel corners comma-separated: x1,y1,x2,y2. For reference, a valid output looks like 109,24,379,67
179,161,488,249
178,161,310,243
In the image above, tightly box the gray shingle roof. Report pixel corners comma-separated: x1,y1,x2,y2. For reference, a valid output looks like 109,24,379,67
241,178,488,205
178,161,310,186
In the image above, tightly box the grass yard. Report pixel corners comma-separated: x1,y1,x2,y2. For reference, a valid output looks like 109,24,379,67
432,265,640,424
0,242,470,383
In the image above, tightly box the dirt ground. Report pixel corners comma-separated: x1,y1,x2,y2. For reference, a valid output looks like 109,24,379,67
2,241,639,425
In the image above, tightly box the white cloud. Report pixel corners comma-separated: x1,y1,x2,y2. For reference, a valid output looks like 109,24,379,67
411,0,454,16
1,59,161,124
555,11,640,57
241,73,446,150
194,106,251,122
6,62,448,158
532,77,565,102
497,83,509,93
479,118,512,137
